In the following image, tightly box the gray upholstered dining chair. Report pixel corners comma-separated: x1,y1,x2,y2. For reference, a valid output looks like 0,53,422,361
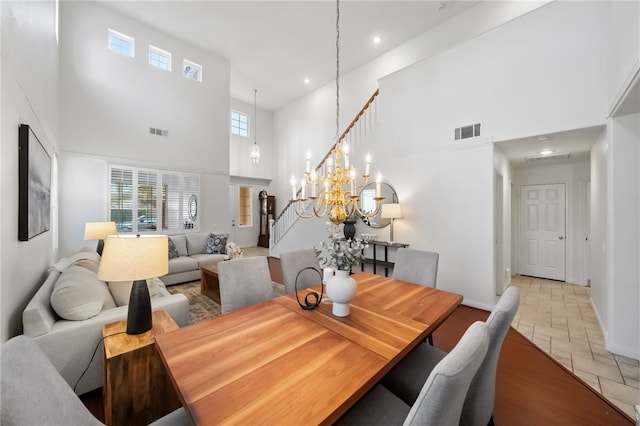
381,286,520,426
392,248,439,288
280,248,321,294
218,256,276,314
336,321,489,426
1,335,191,426
393,247,440,344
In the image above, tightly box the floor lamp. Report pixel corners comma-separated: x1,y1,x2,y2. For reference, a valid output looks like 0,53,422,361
98,235,168,334
381,203,402,244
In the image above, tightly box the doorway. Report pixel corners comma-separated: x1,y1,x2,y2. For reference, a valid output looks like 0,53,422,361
519,183,566,281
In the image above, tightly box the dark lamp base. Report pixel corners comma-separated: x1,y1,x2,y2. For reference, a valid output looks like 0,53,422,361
126,280,152,334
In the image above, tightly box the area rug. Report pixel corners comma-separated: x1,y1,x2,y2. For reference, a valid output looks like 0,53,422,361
167,280,285,323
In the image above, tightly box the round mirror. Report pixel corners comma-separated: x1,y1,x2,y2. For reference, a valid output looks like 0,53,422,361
358,182,398,228
188,195,198,221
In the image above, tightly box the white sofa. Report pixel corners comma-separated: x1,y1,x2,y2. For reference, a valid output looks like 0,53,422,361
22,248,190,395
161,232,229,286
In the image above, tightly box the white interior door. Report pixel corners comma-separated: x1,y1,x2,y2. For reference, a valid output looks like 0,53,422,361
519,184,566,281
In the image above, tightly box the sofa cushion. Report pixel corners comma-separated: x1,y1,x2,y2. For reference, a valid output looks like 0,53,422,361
168,238,179,259
50,264,117,321
186,232,209,256
107,277,168,307
168,256,199,274
190,253,229,269
204,233,228,254
51,247,101,273
171,234,188,257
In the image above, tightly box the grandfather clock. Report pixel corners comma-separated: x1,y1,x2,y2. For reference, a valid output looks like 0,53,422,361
258,190,275,248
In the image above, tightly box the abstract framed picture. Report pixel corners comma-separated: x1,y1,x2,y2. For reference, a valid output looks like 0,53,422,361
18,124,51,241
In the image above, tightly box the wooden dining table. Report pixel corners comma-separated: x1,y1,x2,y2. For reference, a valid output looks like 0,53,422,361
154,272,463,425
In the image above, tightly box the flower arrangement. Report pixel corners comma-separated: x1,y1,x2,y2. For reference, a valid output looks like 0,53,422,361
315,222,368,271
226,242,244,258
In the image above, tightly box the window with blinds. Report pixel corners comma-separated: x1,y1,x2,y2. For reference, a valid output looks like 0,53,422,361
109,165,199,233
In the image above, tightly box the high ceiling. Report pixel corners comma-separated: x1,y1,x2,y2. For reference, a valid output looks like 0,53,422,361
100,0,480,111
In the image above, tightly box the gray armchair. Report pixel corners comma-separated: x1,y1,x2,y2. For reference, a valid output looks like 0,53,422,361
280,248,321,294
392,248,439,288
218,256,276,314
382,286,520,426
1,335,190,426
337,321,489,426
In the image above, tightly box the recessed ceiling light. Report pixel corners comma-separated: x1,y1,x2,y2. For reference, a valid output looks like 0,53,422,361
539,149,554,155
304,78,310,85
372,35,382,45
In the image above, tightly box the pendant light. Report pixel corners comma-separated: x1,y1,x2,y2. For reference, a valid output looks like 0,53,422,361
250,89,261,164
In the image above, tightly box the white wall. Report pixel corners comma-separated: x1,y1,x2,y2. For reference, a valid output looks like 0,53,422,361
493,147,514,294
590,129,609,342
513,160,591,286
272,1,551,211
57,2,231,255
1,0,59,340
607,113,639,359
606,0,640,111
230,98,275,181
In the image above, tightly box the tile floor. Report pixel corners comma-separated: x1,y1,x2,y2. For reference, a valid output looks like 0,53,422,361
511,274,640,419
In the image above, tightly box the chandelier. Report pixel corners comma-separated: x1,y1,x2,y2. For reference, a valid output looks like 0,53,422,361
250,89,261,164
289,0,383,225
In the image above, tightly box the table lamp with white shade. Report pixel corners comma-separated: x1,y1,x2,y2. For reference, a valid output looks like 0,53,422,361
98,234,168,334
381,203,402,243
84,221,117,256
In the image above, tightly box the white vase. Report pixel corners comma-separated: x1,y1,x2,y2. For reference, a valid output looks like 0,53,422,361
325,269,357,317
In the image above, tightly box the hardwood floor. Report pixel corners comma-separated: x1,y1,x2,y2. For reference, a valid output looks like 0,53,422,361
81,303,633,425
431,306,633,425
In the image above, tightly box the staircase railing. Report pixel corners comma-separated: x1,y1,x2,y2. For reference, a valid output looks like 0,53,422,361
271,89,380,246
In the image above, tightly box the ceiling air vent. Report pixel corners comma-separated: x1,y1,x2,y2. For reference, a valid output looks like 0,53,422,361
149,127,169,137
525,152,571,163
454,123,481,140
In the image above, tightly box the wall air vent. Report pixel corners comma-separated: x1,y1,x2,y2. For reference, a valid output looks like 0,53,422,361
525,152,571,162
454,123,481,140
149,127,169,137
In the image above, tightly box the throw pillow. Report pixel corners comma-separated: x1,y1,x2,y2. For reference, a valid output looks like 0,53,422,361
203,233,228,254
168,237,179,259
50,264,116,320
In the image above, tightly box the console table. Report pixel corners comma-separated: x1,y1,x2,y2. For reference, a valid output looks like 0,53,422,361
361,240,409,277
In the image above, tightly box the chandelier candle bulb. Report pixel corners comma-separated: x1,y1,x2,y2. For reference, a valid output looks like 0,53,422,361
327,158,333,175
376,172,382,198
343,144,350,169
291,175,297,200
306,151,311,173
301,179,306,200
350,168,356,194
365,153,371,177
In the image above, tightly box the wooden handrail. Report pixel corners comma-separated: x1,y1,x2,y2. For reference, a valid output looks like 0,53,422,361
275,89,379,223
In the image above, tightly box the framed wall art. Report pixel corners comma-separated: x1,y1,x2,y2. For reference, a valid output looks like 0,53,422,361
18,124,51,241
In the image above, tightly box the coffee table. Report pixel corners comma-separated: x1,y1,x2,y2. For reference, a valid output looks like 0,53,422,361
200,264,221,303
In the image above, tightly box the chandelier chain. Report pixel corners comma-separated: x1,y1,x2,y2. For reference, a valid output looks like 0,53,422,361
335,0,340,141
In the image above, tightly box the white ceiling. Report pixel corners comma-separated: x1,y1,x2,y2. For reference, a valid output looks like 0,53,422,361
495,126,604,169
99,0,480,111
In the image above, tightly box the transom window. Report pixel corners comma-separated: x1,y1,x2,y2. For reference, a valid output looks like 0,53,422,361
108,29,134,58
183,59,202,82
149,45,171,71
109,165,200,233
231,111,249,137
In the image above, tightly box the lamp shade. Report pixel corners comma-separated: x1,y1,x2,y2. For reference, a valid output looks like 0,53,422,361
381,203,402,219
84,221,117,240
98,235,168,282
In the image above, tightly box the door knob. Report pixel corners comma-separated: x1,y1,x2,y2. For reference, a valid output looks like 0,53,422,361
558,236,564,240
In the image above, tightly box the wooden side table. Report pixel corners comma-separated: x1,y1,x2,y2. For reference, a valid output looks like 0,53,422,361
201,264,221,303
103,310,181,426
